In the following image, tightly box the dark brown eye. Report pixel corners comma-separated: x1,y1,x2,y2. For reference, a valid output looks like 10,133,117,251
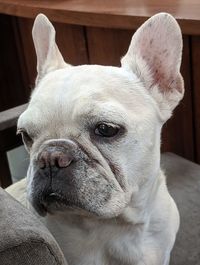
94,123,119,137
17,129,33,149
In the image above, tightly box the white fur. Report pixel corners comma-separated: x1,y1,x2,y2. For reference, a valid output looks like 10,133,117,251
7,13,183,265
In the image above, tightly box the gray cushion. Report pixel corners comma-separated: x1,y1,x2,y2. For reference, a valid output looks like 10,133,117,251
0,188,67,265
161,153,200,265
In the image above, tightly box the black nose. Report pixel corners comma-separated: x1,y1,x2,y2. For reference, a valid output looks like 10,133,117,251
38,146,73,169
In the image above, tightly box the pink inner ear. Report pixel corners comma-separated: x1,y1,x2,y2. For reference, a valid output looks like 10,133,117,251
131,14,183,94
139,35,178,92
121,13,184,117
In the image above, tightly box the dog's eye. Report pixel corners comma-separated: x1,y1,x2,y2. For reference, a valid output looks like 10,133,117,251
17,129,33,149
94,123,119,137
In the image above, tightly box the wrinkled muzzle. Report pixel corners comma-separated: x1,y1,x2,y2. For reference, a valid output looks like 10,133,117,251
29,139,127,217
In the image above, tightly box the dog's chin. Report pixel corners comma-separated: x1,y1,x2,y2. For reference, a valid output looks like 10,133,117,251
32,200,68,217
30,193,127,219
34,201,89,218
30,194,89,217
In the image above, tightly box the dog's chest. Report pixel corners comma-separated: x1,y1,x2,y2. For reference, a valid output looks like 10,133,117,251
45,215,143,265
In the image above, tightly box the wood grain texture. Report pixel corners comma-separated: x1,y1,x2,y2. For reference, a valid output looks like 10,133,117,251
162,36,194,160
191,36,200,163
87,27,133,66
17,17,37,88
0,14,28,111
0,0,200,34
54,22,89,65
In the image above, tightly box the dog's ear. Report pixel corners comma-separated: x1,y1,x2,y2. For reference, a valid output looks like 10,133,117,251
121,13,184,121
32,14,69,83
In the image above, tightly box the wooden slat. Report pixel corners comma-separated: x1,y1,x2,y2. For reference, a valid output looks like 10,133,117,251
0,0,200,34
11,16,31,97
162,36,194,160
0,14,28,111
191,36,200,163
87,27,133,66
54,22,89,65
0,103,28,131
17,18,37,88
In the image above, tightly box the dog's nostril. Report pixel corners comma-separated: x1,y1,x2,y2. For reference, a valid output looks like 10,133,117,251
38,150,73,169
50,151,73,168
38,151,49,169
57,155,73,168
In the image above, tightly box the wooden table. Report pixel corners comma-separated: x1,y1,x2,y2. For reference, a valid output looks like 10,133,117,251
0,0,199,163
0,0,200,34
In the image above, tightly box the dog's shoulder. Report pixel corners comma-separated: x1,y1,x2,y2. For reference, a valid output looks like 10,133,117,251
6,178,28,207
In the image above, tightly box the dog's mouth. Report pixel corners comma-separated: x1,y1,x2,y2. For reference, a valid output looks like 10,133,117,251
31,190,101,217
29,156,127,218
31,190,77,216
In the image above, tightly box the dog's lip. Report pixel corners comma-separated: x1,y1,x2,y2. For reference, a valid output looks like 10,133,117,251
32,193,127,219
33,191,84,216
32,192,95,217
45,192,63,200
31,192,64,216
32,199,48,217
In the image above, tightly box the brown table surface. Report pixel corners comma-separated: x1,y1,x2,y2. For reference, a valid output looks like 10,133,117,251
0,0,200,35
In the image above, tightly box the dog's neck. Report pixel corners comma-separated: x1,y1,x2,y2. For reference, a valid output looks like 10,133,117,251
119,166,163,226
42,164,167,265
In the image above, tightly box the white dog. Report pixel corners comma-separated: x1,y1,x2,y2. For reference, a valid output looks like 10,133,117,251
7,12,183,265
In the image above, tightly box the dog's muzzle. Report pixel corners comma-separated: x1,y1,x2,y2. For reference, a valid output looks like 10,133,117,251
31,139,82,216
29,139,119,218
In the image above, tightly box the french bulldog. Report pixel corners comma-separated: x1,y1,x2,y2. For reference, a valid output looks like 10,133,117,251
7,12,183,265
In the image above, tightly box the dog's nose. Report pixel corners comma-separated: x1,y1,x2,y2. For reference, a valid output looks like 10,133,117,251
38,147,73,169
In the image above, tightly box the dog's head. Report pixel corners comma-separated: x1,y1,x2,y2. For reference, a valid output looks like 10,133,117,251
17,13,184,218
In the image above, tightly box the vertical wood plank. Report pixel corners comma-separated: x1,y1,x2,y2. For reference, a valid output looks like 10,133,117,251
162,36,194,160
0,15,27,111
87,28,194,160
86,27,133,66
191,36,200,163
17,17,37,89
55,22,89,65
